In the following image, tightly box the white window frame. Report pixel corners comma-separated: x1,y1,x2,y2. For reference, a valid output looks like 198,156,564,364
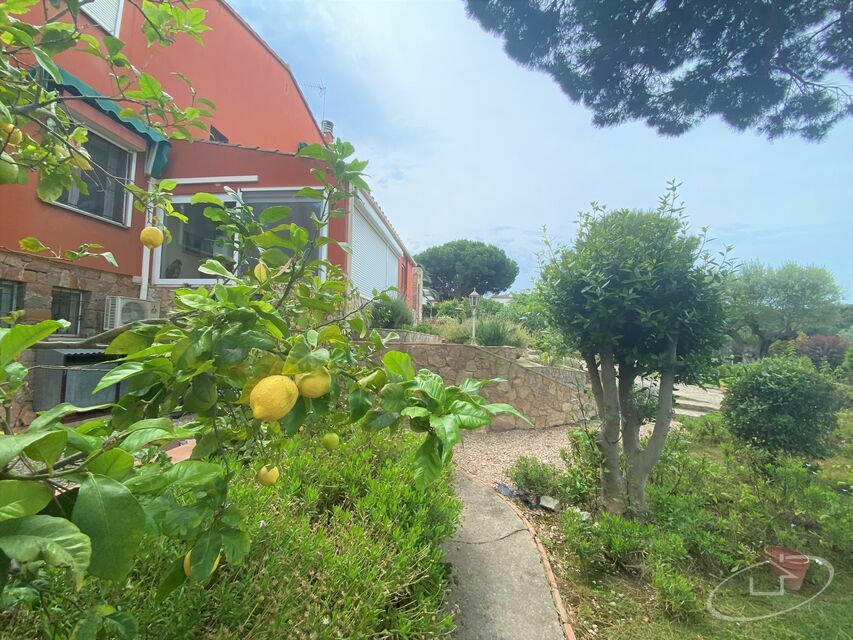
239,186,330,267
49,128,137,228
152,193,235,287
81,0,124,37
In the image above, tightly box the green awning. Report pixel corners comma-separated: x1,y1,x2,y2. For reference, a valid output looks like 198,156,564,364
58,68,171,176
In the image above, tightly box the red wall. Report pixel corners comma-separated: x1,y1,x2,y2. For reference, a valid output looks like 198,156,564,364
3,1,326,276
120,1,324,151
37,1,323,152
0,105,148,276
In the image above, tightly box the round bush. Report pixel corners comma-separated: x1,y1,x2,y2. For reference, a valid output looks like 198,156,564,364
722,357,840,457
370,296,413,329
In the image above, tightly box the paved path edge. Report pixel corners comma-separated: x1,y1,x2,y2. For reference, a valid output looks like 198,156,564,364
462,471,577,640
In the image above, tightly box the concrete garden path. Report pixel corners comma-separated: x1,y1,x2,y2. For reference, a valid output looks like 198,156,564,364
443,472,571,640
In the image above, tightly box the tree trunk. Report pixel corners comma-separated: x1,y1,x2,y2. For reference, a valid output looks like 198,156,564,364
623,337,678,516
596,349,625,514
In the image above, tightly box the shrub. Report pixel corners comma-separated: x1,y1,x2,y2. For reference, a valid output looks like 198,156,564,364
508,456,563,498
632,384,660,422
370,296,414,329
474,315,528,347
2,425,461,639
549,422,853,619
722,357,841,457
679,412,728,444
402,322,441,336
797,334,850,368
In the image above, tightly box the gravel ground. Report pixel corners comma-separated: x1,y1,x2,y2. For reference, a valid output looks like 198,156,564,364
454,421,665,488
453,426,573,487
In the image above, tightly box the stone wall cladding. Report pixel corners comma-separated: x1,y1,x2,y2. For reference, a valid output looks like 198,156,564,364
387,343,587,430
1,250,142,428
377,329,441,344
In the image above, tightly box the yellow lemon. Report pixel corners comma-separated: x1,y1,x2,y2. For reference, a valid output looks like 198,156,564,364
296,366,332,399
253,262,269,283
322,432,340,451
0,152,18,184
1,123,23,147
140,226,164,249
256,464,280,486
183,549,221,579
249,375,299,421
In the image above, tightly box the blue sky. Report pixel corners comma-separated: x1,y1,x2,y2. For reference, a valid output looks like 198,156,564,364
232,0,853,300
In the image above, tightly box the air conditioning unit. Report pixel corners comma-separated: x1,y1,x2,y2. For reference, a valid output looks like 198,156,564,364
104,297,160,329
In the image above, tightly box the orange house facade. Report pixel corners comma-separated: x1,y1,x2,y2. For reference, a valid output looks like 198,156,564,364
0,0,421,346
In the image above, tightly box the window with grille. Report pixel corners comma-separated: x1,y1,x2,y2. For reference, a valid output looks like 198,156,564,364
52,288,84,335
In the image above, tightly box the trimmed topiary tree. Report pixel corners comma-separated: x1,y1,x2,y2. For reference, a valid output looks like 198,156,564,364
541,183,729,514
722,357,840,457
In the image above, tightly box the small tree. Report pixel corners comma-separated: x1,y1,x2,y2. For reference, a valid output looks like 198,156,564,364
727,262,842,358
541,185,729,514
415,239,518,300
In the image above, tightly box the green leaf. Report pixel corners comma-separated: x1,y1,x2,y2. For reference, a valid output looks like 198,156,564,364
104,331,150,355
198,259,237,280
165,460,224,488
0,431,67,468
29,402,111,432
259,206,291,225
103,611,137,640
102,35,125,55
430,414,461,460
379,383,408,413
383,351,415,381
17,236,47,254
0,515,91,588
415,371,447,409
401,406,430,418
347,386,372,422
189,192,224,207
360,409,400,431
24,430,66,465
154,558,186,603
281,338,329,375
448,400,492,429
85,449,134,480
0,481,53,522
93,361,146,393
72,474,145,581
32,47,62,83
118,418,179,452
219,526,250,563
188,529,222,582
413,435,443,489
482,403,532,426
0,320,64,367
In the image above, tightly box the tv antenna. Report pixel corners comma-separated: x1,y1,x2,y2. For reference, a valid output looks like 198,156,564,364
306,82,327,121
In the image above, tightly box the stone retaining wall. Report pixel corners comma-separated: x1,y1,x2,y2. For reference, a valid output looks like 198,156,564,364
388,343,586,430
377,328,441,344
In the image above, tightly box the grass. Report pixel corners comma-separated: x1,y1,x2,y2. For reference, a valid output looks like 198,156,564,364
1,425,461,640
517,410,853,640
550,562,852,640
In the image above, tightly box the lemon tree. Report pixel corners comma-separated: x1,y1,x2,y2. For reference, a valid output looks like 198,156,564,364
0,5,527,633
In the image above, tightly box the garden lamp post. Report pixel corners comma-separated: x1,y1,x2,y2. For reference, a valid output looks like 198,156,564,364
469,288,480,345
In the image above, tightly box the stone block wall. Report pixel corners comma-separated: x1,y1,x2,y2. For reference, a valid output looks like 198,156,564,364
387,342,587,430
377,328,441,344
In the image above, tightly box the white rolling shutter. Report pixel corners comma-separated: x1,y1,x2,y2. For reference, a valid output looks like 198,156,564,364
82,0,122,35
351,207,400,297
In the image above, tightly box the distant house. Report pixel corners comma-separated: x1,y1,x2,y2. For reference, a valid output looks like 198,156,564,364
489,293,514,305
0,0,421,340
